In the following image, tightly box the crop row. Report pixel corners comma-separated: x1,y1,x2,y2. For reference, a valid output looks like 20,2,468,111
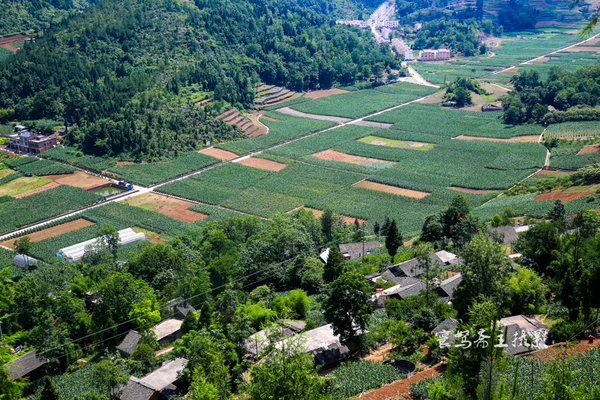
263,96,311,111
29,224,100,264
0,185,102,235
550,143,600,169
216,111,335,155
10,159,77,175
0,171,23,186
107,151,220,186
1,213,91,242
41,146,116,173
329,360,406,400
545,121,600,139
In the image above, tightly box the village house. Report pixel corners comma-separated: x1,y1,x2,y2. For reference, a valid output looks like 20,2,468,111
4,350,47,381
418,49,450,61
4,131,57,154
120,358,187,400
117,317,188,357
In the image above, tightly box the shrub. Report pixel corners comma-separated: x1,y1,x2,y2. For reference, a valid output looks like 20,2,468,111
548,319,585,343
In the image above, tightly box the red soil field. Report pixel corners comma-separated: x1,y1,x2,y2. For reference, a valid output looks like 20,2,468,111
1,218,94,248
123,193,207,223
44,171,110,190
354,181,430,199
535,190,593,202
313,149,395,165
303,88,349,99
577,143,600,154
237,157,287,171
200,147,239,161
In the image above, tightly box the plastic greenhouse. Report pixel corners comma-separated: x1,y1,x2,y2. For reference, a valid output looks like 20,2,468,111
13,254,38,268
56,228,145,263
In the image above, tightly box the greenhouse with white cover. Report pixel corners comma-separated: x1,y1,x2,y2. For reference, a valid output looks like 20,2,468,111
56,228,145,263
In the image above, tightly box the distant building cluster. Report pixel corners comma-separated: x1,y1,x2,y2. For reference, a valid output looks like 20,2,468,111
418,48,450,61
336,1,398,30
335,20,370,29
391,38,414,61
4,126,57,154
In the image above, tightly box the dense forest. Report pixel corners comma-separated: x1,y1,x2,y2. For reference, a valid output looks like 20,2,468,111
502,63,600,125
0,0,398,160
0,0,97,35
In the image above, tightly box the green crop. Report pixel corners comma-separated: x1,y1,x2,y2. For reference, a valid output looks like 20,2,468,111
329,360,406,400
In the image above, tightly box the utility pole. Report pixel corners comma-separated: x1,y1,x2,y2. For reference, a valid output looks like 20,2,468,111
362,222,365,264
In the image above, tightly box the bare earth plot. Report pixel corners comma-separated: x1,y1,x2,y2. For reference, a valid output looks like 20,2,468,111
122,193,207,223
200,147,239,161
312,150,395,165
358,135,435,150
276,107,350,123
535,184,600,202
44,171,109,190
303,88,349,99
0,218,94,248
577,143,600,154
455,134,540,142
237,157,288,171
290,207,365,224
354,181,430,199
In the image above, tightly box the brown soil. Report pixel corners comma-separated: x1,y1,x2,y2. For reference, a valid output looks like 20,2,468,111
0,44,17,53
348,363,446,400
500,69,519,75
0,34,28,45
303,88,349,99
255,84,273,93
237,157,287,171
354,181,430,199
529,56,550,64
455,134,540,142
363,343,394,362
449,186,494,194
116,161,135,166
44,171,109,190
535,190,593,202
526,338,600,362
123,193,208,222
419,91,445,104
261,115,278,122
14,181,60,198
293,207,366,224
564,46,600,52
577,143,600,154
313,150,395,166
200,147,239,160
535,20,559,28
1,218,94,248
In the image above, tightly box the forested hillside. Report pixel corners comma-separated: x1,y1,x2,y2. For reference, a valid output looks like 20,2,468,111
0,0,397,160
0,0,97,35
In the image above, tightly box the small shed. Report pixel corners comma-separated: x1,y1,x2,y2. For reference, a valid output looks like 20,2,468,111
292,324,349,365
120,358,187,400
12,254,38,268
436,273,462,302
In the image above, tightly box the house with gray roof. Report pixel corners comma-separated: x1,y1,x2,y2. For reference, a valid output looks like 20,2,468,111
120,358,187,400
372,277,426,307
117,318,184,357
166,297,195,320
339,240,383,260
498,315,550,355
380,250,462,284
275,324,349,366
436,273,462,302
117,330,143,357
4,350,47,380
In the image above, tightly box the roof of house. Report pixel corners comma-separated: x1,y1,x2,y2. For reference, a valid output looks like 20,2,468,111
432,317,459,335
140,358,187,391
5,351,47,380
167,297,195,318
120,380,156,400
278,319,306,332
382,251,461,284
116,330,142,356
499,315,549,332
499,315,550,355
381,277,425,297
488,226,519,245
286,324,349,365
338,241,383,259
154,319,183,341
437,273,462,300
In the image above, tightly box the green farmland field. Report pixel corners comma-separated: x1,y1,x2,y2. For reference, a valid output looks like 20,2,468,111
289,83,437,118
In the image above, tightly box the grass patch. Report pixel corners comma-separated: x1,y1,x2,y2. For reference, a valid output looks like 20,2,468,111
358,135,435,151
0,176,52,196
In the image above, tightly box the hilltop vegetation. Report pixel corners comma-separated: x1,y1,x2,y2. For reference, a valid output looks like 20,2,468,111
0,0,397,160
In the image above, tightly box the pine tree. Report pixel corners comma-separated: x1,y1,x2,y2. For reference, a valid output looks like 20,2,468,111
381,216,390,237
40,376,59,400
323,247,345,283
374,221,380,237
321,208,334,242
385,219,402,259
198,302,212,329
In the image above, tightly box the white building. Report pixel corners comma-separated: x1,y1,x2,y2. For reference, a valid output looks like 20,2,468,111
418,48,450,61
404,50,414,61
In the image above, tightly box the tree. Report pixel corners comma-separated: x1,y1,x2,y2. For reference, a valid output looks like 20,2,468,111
129,298,161,346
374,221,380,237
413,242,440,306
247,335,326,400
505,267,549,315
547,199,566,225
385,219,402,259
13,236,32,270
40,376,59,400
322,272,373,346
131,344,159,375
93,360,129,399
181,310,199,334
323,246,345,284
452,234,511,320
320,208,334,242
